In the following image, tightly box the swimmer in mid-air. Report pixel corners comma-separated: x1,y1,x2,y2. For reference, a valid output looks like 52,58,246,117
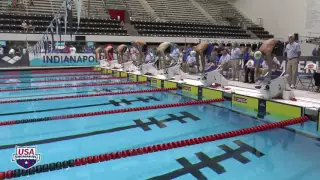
131,40,148,66
194,42,214,73
116,44,129,64
254,39,280,82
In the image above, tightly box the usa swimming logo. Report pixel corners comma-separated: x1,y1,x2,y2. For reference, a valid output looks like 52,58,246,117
12,146,41,170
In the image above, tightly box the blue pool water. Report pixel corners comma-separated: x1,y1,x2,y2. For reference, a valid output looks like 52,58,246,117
0,70,319,180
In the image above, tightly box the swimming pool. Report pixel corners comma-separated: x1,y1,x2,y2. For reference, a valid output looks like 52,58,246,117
0,68,319,180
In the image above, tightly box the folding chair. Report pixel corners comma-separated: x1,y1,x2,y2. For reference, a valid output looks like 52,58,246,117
296,63,317,90
296,74,314,90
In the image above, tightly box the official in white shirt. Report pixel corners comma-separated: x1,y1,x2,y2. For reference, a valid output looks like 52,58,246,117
230,42,242,80
9,48,15,55
285,34,301,88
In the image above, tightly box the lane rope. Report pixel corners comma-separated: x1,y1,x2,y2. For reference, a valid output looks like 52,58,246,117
0,73,106,80
0,88,177,104
2,69,97,76
0,77,126,84
0,98,224,127
0,116,308,179
1,67,93,74
29,70,97,74
0,81,146,92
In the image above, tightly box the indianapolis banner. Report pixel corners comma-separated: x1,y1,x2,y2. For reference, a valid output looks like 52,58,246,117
29,53,100,66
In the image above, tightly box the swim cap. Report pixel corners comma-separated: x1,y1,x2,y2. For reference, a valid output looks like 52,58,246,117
254,51,262,59
190,51,196,57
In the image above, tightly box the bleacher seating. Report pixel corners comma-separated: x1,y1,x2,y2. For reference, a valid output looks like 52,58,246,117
131,20,250,38
146,0,210,24
0,0,109,18
122,0,154,21
195,0,229,25
247,26,274,39
105,0,126,10
0,0,273,40
0,13,128,36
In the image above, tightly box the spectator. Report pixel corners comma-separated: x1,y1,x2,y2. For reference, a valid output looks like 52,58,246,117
186,51,197,73
205,50,219,72
9,47,15,55
184,44,193,62
230,42,242,80
285,34,301,88
145,49,154,63
0,45,3,55
313,67,320,92
312,46,320,56
28,20,35,33
217,43,224,58
312,47,317,56
64,45,71,53
179,48,184,63
21,21,28,32
70,45,76,54
169,43,180,65
218,48,231,72
208,50,219,64
245,55,255,83
254,54,264,82
243,47,251,83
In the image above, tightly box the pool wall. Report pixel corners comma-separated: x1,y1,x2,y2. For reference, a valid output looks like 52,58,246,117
94,67,320,138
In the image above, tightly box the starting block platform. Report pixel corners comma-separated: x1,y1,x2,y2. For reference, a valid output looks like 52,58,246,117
94,66,320,138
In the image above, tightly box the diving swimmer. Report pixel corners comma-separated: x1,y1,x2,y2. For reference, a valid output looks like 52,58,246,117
194,43,214,73
155,42,178,69
131,40,147,66
104,44,114,61
254,39,280,82
95,46,103,60
116,44,129,64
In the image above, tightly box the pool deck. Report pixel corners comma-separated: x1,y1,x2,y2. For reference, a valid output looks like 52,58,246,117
97,66,319,139
105,67,320,117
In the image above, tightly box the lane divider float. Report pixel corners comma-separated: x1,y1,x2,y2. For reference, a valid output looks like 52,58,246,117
28,70,98,74
0,77,126,84
0,88,178,104
0,73,106,80
0,81,147,92
0,98,224,127
1,69,97,76
0,116,308,179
